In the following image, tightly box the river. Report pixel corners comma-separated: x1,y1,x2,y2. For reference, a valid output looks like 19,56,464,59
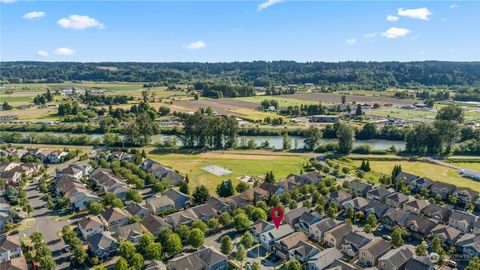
6,132,406,150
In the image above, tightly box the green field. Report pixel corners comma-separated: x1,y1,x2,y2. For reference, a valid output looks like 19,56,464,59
349,159,480,192
449,162,480,171
149,152,308,191
231,96,321,107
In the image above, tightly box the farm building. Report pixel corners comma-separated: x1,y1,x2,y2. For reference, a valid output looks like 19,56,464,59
460,169,480,181
309,115,340,123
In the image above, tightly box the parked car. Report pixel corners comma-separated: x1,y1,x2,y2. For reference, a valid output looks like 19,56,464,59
382,235,392,241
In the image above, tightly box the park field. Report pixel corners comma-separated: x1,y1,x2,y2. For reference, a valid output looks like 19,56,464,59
149,151,308,191
231,96,320,107
349,159,480,192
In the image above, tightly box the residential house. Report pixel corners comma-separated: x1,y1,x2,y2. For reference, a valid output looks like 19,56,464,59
125,202,152,219
46,150,68,163
142,214,172,236
325,259,358,270
404,256,435,270
428,224,462,247
404,215,437,240
429,182,456,199
474,220,480,235
100,207,129,232
71,191,100,211
164,209,198,228
57,164,84,179
277,175,303,192
284,207,309,227
366,187,393,202
348,181,373,197
0,210,13,233
226,188,267,209
259,224,294,251
409,177,433,193
289,240,321,263
306,248,343,270
394,172,418,186
190,203,219,221
358,238,392,267
140,158,184,185
342,197,369,212
167,246,228,270
384,192,410,208
145,260,167,270
115,223,146,244
0,256,28,270
421,204,452,224
275,232,308,259
259,182,285,196
324,223,353,248
78,216,105,240
298,212,322,231
90,168,129,199
329,190,352,205
0,236,22,263
250,220,275,243
298,172,323,185
204,197,231,214
309,218,338,242
363,199,389,218
377,245,414,270
87,231,118,259
449,210,477,233
453,188,479,205
146,195,175,214
455,234,480,257
403,199,429,215
341,231,372,258
381,208,410,230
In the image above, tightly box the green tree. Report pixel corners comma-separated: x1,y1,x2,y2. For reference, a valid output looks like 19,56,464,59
436,104,464,122
220,235,233,255
115,258,129,270
251,261,261,270
191,220,208,233
283,133,292,150
126,189,142,203
264,171,275,184
304,126,322,150
466,256,480,270
119,240,137,260
286,259,302,270
236,182,250,193
241,232,254,248
415,241,428,256
234,213,250,232
216,180,235,197
130,253,144,270
164,233,183,256
179,181,190,195
219,212,232,226
236,245,247,268
207,218,220,231
391,226,405,247
337,123,355,154
192,185,210,204
250,208,267,222
188,228,205,249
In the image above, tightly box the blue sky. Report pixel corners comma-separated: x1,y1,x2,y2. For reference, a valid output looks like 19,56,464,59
1,0,479,62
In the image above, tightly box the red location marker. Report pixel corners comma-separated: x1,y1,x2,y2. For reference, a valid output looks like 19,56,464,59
271,207,284,229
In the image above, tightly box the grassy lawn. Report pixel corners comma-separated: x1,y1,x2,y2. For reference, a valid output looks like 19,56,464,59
449,162,480,171
149,152,308,191
366,108,437,122
350,160,480,192
231,96,320,107
228,108,287,121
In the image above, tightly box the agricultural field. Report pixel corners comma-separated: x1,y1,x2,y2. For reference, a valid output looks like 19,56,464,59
231,96,320,107
348,159,480,192
448,162,480,171
282,92,417,106
149,151,308,191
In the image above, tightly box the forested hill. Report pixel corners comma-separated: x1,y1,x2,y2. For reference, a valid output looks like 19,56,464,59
1,61,480,88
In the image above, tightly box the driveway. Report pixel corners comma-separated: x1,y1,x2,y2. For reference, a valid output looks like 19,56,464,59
22,182,73,270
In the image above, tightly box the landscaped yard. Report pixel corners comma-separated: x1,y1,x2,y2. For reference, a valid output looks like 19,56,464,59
149,152,308,191
349,160,480,192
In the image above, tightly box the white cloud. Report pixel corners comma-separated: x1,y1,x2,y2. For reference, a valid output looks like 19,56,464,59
382,27,410,39
0,0,16,4
183,41,206,50
23,11,46,20
58,15,104,30
257,0,284,11
37,50,49,57
346,38,357,45
54,48,75,55
397,7,432,20
386,15,399,22
449,4,458,9
363,32,377,38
